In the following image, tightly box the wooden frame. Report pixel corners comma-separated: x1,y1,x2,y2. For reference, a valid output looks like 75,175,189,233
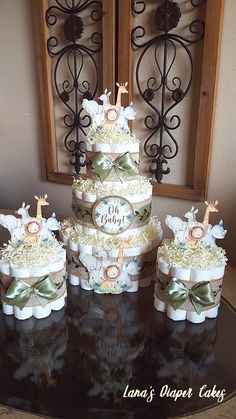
35,0,224,200
118,0,224,201
34,0,116,185
117,0,133,106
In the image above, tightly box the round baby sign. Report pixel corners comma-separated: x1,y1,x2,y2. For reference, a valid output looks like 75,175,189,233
92,196,134,235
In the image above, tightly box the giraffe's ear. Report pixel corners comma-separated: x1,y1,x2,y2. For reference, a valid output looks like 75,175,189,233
205,201,209,205
125,81,128,86
116,82,119,87
44,194,48,199
34,196,39,200
215,200,219,205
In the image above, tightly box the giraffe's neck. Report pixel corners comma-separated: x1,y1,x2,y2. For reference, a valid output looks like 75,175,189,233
203,209,210,225
116,90,122,107
36,204,42,219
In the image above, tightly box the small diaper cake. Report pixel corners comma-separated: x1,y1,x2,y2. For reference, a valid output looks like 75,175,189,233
154,200,227,323
0,195,66,320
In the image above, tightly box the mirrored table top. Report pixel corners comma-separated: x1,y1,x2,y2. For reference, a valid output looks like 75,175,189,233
0,282,235,419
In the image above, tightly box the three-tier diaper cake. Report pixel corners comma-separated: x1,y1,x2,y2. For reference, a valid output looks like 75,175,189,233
60,83,163,294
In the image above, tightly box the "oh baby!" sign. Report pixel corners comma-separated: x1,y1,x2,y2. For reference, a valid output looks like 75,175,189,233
92,196,134,235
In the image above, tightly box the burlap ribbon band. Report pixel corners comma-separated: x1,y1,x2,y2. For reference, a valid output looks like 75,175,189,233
155,269,223,313
66,247,157,281
72,197,151,228
0,268,66,310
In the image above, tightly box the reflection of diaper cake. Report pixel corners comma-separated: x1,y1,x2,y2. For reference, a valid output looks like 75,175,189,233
149,311,218,416
3,308,67,386
154,201,227,323
61,83,162,294
0,195,66,320
152,314,218,383
69,289,147,403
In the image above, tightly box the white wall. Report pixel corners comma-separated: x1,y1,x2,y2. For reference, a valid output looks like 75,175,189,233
0,0,236,265
0,0,71,216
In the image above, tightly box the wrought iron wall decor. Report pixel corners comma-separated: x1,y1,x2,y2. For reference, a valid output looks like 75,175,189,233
46,0,102,174
131,0,205,183
35,0,223,199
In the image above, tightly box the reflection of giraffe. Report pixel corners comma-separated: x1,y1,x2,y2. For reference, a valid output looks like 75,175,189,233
116,82,128,107
34,194,49,218
203,200,219,226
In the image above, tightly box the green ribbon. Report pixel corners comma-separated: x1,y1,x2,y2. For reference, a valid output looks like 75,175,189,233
5,275,59,310
91,151,138,182
164,279,215,314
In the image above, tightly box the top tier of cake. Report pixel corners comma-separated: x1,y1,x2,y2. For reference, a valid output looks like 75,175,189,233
82,84,139,183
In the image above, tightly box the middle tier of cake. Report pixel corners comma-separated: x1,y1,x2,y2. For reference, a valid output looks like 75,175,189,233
72,175,153,238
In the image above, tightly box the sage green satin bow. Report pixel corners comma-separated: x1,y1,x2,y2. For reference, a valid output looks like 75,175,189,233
91,151,138,182
5,276,59,310
164,279,214,314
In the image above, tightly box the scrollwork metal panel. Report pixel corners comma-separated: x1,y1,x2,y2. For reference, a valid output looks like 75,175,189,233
131,0,205,183
46,0,102,174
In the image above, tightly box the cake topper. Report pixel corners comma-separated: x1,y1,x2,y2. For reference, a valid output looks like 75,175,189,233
165,200,227,247
82,82,136,128
0,195,60,243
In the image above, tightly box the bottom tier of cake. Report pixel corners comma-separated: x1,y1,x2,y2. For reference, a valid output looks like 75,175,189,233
0,266,67,320
67,246,157,293
154,238,227,323
2,290,67,320
61,216,162,294
155,252,226,324
0,240,67,320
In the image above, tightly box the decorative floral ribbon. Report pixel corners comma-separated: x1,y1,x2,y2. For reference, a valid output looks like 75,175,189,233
5,275,59,310
164,279,215,314
91,151,138,182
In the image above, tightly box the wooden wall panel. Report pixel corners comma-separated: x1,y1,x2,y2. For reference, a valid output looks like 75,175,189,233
35,0,224,201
